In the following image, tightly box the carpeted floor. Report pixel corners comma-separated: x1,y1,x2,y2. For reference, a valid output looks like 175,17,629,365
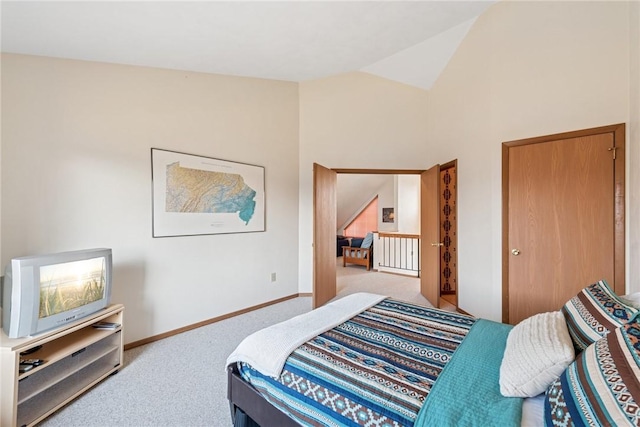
335,256,433,306
39,296,312,427
39,258,432,427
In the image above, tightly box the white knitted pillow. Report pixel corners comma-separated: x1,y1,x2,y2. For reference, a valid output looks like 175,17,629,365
499,311,575,398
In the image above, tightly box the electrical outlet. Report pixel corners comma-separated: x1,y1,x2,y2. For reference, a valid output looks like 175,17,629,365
270,272,277,282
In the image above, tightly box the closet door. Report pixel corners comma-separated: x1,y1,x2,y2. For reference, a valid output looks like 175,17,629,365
503,124,625,324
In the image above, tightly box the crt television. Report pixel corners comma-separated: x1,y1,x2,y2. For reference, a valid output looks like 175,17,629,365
2,248,113,339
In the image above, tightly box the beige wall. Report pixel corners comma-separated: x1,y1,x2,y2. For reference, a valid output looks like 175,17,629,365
1,54,300,344
427,0,634,320
1,1,637,340
298,72,430,292
397,175,421,235
298,0,637,321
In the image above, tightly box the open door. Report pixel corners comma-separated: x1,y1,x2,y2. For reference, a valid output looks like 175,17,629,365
313,163,337,308
420,164,441,307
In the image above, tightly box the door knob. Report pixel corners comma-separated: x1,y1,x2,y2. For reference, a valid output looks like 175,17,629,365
511,249,520,256
431,242,444,247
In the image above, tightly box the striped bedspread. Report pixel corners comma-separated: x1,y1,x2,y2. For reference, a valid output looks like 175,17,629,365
238,299,478,426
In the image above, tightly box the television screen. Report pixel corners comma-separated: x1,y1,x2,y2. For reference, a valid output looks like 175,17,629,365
2,248,113,339
39,257,108,319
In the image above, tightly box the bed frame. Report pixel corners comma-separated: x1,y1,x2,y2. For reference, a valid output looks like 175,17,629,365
227,364,298,427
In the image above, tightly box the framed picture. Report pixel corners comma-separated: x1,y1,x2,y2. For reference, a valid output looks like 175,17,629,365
151,148,265,237
382,207,395,223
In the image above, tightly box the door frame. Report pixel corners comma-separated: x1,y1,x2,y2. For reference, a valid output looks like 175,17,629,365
313,165,458,308
501,123,625,323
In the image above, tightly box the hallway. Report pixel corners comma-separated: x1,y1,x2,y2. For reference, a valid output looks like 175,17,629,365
335,257,456,311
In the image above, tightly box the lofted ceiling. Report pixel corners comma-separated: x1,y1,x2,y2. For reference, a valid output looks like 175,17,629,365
1,1,494,90
337,174,391,230
1,1,495,226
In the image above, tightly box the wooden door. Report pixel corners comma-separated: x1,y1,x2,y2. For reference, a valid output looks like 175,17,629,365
313,163,337,308
503,124,625,324
440,162,458,306
420,164,441,307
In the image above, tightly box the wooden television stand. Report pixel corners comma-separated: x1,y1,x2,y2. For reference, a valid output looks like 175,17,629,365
0,304,124,427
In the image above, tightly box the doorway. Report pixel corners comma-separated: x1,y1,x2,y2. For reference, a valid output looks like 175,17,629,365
314,164,459,311
337,175,421,304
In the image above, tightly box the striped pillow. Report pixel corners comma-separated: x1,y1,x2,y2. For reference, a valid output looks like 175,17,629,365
561,280,638,352
544,319,640,426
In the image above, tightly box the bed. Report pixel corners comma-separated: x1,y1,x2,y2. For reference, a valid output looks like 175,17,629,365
226,281,640,426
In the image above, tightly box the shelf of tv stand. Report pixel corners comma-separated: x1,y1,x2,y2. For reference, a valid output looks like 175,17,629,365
17,326,121,376
0,304,124,427
18,336,120,403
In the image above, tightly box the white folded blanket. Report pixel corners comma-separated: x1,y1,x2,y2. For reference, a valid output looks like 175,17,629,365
226,292,387,379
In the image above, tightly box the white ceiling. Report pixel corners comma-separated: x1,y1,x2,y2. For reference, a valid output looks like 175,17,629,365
1,1,494,90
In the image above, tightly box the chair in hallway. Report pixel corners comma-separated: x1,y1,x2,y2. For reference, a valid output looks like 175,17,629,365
342,232,374,271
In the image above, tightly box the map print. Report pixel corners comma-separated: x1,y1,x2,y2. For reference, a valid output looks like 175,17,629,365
165,162,257,224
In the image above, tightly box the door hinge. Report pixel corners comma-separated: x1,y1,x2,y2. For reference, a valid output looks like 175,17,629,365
608,146,617,160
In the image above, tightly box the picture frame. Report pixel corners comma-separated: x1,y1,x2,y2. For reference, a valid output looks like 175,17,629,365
382,207,395,223
151,148,265,237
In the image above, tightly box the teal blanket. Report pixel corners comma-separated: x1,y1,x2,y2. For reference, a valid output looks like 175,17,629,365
415,319,523,426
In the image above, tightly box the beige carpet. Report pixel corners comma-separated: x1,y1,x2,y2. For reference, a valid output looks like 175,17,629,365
335,256,435,307
40,297,313,427
38,262,447,427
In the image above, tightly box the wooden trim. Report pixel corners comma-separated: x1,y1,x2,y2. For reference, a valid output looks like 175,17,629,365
440,159,457,171
503,123,625,147
333,168,424,175
614,124,625,291
124,293,302,350
377,232,419,239
502,144,510,324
